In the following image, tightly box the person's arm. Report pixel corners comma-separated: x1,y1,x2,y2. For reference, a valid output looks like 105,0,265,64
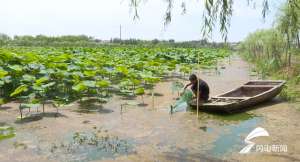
183,82,192,90
180,82,192,96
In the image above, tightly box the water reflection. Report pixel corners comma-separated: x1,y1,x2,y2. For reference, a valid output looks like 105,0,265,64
182,110,263,157
207,116,262,156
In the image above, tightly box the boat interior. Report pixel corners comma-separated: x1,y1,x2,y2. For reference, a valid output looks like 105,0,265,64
198,81,285,106
245,81,283,85
218,86,273,98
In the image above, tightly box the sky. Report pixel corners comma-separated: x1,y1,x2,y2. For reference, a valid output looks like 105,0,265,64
0,0,284,42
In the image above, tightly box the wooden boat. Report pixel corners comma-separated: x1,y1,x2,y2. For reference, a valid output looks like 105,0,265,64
188,80,286,113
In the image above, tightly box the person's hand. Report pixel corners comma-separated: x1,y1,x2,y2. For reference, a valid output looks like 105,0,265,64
183,84,188,91
180,85,188,96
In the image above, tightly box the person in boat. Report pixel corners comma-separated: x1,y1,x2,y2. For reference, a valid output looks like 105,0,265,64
183,74,210,103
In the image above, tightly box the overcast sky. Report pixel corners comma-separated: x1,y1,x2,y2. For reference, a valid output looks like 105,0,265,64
0,0,284,42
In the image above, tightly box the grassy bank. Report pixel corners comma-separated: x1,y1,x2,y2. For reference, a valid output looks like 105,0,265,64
237,1,300,102
241,52,300,101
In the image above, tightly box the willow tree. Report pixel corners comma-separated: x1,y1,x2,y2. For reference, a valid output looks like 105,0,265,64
128,0,299,42
276,0,300,66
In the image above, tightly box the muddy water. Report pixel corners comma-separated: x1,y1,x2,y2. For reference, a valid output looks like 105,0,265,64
0,55,299,162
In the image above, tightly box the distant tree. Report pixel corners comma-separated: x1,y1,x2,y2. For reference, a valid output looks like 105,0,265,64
8,35,97,47
152,39,159,44
112,38,121,43
168,39,175,43
0,33,11,46
200,39,208,45
95,39,102,43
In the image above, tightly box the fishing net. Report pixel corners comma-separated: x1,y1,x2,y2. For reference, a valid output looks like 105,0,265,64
171,90,194,113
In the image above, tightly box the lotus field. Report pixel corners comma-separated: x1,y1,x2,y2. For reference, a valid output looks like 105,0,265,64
0,47,229,107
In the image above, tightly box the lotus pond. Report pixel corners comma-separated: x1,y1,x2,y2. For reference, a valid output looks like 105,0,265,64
0,47,229,107
0,49,298,162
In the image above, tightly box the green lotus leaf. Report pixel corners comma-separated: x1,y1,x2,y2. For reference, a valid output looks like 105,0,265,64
10,85,28,97
72,82,87,92
83,80,96,88
83,70,97,77
0,69,8,78
35,77,49,85
22,74,36,82
41,82,56,88
96,80,110,88
8,65,23,72
134,87,145,95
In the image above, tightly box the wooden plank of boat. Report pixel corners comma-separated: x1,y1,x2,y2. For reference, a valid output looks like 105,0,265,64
188,80,286,113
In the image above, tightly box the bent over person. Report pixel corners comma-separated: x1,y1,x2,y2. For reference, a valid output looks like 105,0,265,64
184,74,210,103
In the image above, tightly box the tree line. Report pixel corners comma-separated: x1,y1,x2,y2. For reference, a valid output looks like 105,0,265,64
0,34,227,48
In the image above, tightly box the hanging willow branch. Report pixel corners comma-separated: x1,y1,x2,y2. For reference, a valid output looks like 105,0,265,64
164,0,174,26
128,0,299,41
129,0,142,20
201,0,233,41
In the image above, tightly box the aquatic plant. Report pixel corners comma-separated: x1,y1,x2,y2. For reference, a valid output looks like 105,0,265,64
0,125,15,141
134,87,145,104
0,47,229,107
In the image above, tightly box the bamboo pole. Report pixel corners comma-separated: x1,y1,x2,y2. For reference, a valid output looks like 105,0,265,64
196,52,200,118
152,91,154,109
196,81,199,117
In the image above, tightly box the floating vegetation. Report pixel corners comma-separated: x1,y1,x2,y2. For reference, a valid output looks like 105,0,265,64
0,123,16,141
13,141,27,149
194,112,259,122
49,128,135,162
